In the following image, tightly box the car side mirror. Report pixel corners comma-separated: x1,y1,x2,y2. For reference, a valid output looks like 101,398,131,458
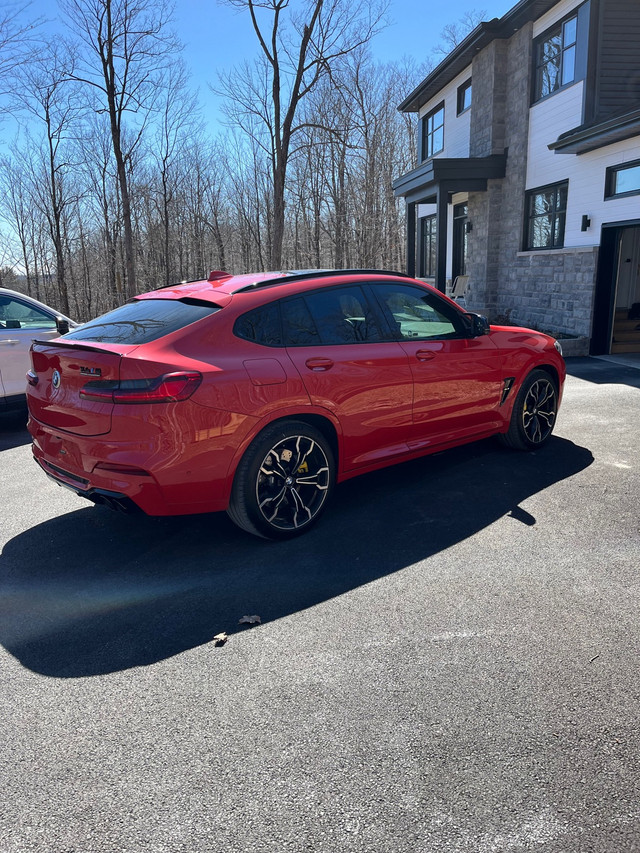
56,317,70,335
464,313,491,337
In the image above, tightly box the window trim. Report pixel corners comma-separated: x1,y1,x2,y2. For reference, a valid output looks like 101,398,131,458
532,12,578,104
421,101,445,162
523,180,569,251
456,79,472,116
605,159,640,200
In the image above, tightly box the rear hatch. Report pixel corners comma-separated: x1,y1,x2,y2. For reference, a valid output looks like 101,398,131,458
27,295,222,436
28,340,137,435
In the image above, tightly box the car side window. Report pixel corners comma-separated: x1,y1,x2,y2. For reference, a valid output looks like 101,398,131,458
281,297,321,346
373,284,464,341
301,286,383,345
0,296,57,330
234,303,282,346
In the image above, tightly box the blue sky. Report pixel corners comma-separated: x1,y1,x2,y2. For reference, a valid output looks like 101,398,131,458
8,0,513,134
178,0,512,125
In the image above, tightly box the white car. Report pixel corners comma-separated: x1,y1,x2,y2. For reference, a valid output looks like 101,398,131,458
0,287,78,412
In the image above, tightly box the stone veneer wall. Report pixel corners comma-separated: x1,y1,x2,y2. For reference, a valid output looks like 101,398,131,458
465,26,534,317
463,21,595,349
496,247,598,338
465,37,510,316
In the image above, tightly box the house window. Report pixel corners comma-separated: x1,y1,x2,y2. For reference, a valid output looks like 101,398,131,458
457,79,472,115
605,160,640,199
533,14,577,102
524,182,568,250
419,216,437,278
421,103,444,161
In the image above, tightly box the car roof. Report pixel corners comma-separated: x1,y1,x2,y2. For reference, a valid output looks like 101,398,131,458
138,269,416,305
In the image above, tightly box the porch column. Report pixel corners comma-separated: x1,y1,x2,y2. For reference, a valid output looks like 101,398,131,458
435,183,448,293
406,202,416,277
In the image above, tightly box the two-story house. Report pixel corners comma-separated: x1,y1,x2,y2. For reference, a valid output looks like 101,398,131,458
392,0,640,355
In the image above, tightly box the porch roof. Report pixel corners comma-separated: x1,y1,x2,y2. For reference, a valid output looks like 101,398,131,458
392,154,507,205
548,108,640,155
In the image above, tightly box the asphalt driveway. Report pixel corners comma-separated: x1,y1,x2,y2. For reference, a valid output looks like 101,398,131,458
1,357,639,852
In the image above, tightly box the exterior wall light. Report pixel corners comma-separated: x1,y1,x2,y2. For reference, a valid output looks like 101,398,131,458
581,215,591,231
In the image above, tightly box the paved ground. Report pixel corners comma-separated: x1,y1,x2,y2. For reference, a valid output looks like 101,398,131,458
1,357,639,853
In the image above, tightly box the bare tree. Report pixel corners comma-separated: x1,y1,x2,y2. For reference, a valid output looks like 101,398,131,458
434,9,486,56
0,2,40,95
76,111,123,308
60,0,180,297
0,151,46,298
151,60,201,286
218,0,388,270
10,40,82,315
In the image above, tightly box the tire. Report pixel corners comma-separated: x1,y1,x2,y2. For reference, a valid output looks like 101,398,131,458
500,369,558,451
227,420,335,539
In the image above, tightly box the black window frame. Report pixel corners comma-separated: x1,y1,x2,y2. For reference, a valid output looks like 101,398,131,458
419,215,437,278
457,79,472,115
421,102,445,162
605,159,640,200
523,181,569,251
532,12,578,104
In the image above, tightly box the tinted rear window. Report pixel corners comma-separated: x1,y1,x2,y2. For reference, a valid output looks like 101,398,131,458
63,299,220,344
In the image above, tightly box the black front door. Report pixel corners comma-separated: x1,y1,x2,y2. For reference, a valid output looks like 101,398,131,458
592,222,640,354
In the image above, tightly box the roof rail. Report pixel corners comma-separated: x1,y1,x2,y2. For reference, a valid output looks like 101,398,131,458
232,268,414,294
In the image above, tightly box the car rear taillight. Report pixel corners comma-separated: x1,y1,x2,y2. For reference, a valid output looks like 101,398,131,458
80,371,202,404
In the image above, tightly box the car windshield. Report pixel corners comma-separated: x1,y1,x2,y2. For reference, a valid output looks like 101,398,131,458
63,298,220,344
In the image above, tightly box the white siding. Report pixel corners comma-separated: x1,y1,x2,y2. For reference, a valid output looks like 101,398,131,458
532,0,584,38
418,66,473,159
527,81,584,188
527,80,640,248
562,139,640,247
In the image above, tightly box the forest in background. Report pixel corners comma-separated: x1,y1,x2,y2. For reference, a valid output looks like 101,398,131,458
0,0,481,320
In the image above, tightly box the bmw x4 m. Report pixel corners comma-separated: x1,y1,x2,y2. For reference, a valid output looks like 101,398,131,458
26,269,565,539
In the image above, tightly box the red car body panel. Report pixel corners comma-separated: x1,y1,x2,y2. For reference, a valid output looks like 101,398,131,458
27,272,566,517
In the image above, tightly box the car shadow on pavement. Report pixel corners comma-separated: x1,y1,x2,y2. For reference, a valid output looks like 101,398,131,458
0,436,593,678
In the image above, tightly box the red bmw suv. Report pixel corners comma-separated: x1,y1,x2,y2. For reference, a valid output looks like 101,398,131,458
27,269,565,538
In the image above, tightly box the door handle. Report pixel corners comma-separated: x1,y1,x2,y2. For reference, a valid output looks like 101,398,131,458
0,340,20,345
305,357,334,372
415,349,436,361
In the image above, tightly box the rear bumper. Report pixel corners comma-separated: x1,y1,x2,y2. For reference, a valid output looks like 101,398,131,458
34,455,141,513
28,411,244,515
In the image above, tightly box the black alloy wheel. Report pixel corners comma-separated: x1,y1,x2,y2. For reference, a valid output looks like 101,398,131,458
227,420,334,539
500,369,558,450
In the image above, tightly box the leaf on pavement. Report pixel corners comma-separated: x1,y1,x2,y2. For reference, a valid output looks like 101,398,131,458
238,615,261,625
213,632,228,646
